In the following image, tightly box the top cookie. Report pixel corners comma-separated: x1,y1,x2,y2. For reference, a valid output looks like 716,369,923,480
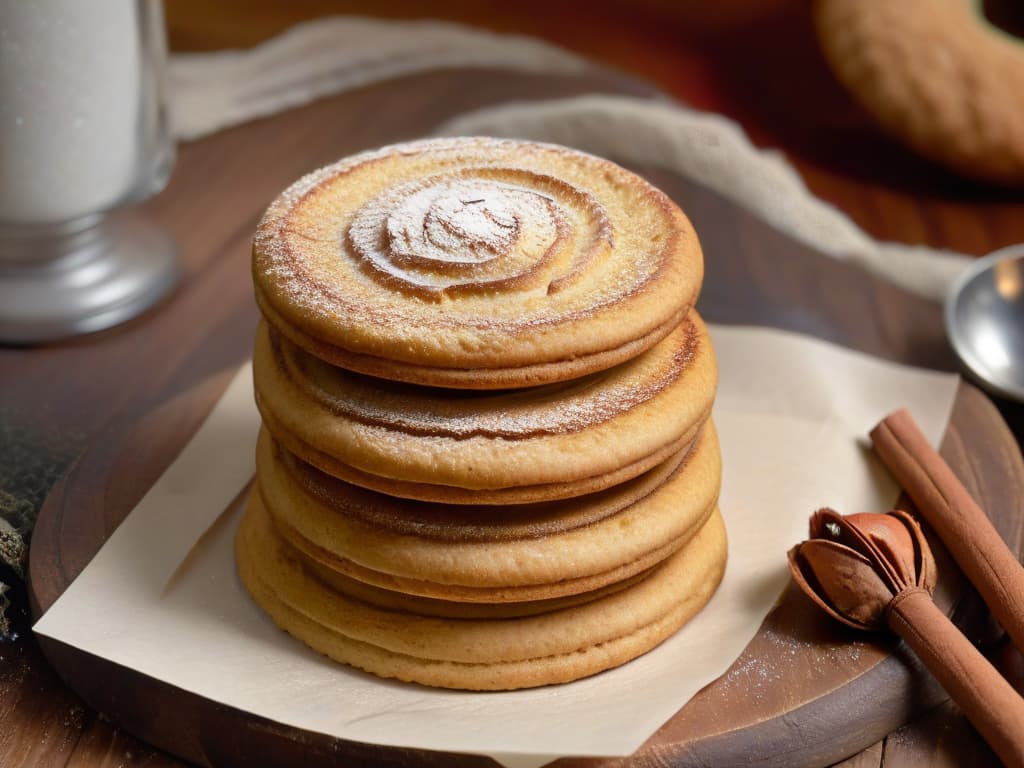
253,137,703,388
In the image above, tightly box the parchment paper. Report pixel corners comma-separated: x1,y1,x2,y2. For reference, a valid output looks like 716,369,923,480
33,325,959,768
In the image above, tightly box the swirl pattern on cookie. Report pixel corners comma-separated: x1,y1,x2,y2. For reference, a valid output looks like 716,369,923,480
253,137,703,388
253,310,716,502
256,421,720,602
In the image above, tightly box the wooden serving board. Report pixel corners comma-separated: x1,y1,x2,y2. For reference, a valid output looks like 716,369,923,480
21,65,1024,767
28,374,1024,768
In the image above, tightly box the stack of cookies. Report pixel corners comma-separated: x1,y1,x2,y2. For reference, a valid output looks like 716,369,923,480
237,137,725,690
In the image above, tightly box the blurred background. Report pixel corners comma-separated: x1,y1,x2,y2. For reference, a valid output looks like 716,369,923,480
3,3,1024,766
165,0,1024,258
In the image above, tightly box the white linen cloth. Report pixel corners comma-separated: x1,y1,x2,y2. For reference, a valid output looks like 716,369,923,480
167,16,971,301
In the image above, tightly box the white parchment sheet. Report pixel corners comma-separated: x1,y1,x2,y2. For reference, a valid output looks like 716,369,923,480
34,325,959,768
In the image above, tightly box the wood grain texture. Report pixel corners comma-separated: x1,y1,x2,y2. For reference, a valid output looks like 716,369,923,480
3,4,1024,767
16,66,1024,768
24,338,1024,768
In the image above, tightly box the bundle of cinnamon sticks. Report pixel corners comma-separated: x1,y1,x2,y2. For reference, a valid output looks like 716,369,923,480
789,409,1024,768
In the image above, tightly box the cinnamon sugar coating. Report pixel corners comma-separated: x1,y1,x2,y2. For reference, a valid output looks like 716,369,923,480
240,137,725,690
252,311,716,499
253,137,703,388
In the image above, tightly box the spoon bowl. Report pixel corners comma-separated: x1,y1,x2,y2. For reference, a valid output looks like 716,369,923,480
945,244,1024,403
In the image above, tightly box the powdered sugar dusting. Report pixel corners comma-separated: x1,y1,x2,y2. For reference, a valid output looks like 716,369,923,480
282,318,701,438
413,181,519,259
348,172,594,298
715,619,875,706
250,137,698,369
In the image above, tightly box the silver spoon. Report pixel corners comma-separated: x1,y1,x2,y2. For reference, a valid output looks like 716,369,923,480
945,244,1024,403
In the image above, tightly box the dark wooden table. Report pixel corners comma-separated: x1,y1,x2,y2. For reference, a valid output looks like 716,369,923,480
3,3,1024,767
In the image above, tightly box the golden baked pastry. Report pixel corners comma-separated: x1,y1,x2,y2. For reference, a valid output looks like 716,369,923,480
241,137,726,691
816,0,1024,184
236,490,727,691
253,136,704,387
252,310,716,504
254,420,720,602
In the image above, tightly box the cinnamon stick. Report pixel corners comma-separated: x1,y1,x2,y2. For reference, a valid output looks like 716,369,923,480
887,588,1024,768
871,410,1024,653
